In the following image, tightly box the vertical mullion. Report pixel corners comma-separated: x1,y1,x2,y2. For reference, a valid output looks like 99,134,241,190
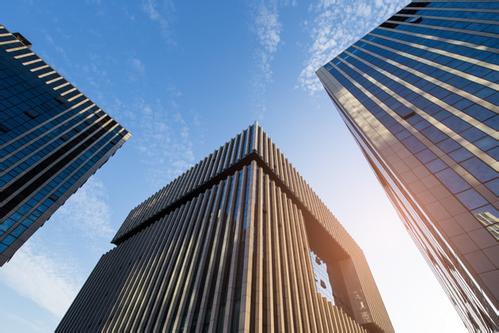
296,208,324,332
109,206,184,330
235,162,257,332
288,202,313,332
211,147,223,177
239,129,248,159
208,167,245,331
263,173,275,332
208,147,222,180
119,214,174,331
61,249,111,330
268,137,274,171
231,134,241,165
216,142,228,175
269,180,286,331
194,173,236,331
149,193,207,331
172,182,223,331
141,199,197,331
200,153,214,184
184,161,202,194
160,188,214,331
129,210,182,330
182,177,230,331
282,196,303,332
104,218,165,332
224,138,235,169
252,166,264,333
275,186,295,332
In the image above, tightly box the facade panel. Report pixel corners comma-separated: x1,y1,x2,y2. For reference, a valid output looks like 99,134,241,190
0,25,130,265
58,124,393,333
317,1,498,331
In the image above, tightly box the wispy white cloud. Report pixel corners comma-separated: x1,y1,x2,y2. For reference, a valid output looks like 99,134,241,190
39,30,72,79
254,3,282,82
56,177,114,241
4,312,52,333
0,245,79,318
142,0,176,45
84,0,106,15
0,177,114,320
251,1,282,119
137,104,194,187
80,58,110,87
298,0,408,93
43,32,69,64
130,57,146,77
112,90,195,188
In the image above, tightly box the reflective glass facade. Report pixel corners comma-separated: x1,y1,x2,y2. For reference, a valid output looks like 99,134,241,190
317,1,498,331
58,124,394,333
0,25,130,265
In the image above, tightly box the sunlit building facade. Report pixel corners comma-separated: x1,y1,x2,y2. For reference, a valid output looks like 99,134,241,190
0,25,130,265
317,1,498,331
58,123,393,332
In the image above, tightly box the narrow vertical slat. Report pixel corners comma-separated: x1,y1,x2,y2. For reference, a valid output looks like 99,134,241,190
168,185,218,330
282,196,303,332
287,200,312,332
263,173,275,332
131,210,182,330
194,173,237,331
236,161,257,332
160,188,214,331
182,177,230,331
220,166,248,331
118,213,175,331
269,180,286,331
252,166,264,333
146,195,203,331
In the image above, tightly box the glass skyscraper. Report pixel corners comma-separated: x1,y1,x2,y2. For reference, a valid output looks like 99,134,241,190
0,25,130,265
317,1,498,331
58,123,394,333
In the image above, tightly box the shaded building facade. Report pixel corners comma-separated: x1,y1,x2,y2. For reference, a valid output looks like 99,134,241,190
0,25,130,265
317,1,498,331
58,124,393,332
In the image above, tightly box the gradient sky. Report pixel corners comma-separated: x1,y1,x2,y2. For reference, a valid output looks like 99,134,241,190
0,1,468,332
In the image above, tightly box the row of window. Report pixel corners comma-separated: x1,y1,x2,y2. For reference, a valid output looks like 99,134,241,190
337,51,495,149
401,8,499,22
332,56,497,189
326,63,495,214
0,110,118,186
1,106,101,170
373,27,498,65
399,15,499,35
0,96,95,159
394,19,499,49
356,38,498,113
0,55,61,124
365,32,497,88
0,130,122,252
0,50,92,147
422,2,499,10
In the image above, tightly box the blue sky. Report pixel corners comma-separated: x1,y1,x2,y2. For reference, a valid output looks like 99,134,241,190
1,1,467,332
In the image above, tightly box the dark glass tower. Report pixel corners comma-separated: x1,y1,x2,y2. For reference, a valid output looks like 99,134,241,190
0,25,130,265
58,124,393,333
317,1,498,331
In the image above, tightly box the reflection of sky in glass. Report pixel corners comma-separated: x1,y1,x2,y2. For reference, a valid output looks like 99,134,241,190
318,2,498,331
310,251,335,305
